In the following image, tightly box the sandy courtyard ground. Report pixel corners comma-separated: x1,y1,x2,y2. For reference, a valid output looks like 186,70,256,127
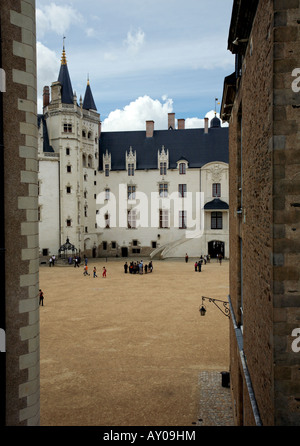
39,257,230,426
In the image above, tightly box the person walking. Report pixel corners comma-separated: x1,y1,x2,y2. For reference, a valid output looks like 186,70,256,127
39,289,44,306
124,262,128,273
102,266,107,278
194,261,198,272
197,260,202,272
93,266,97,278
185,253,189,263
83,265,90,276
49,257,52,267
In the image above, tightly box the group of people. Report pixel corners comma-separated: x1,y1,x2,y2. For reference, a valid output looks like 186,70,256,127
83,265,107,278
124,260,153,275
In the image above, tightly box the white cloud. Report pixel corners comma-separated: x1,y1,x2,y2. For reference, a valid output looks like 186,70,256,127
101,95,173,131
36,3,83,38
123,28,145,54
102,101,228,132
36,42,59,113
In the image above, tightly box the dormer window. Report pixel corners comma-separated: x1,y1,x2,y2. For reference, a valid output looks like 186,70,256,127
179,163,186,174
160,162,167,176
103,150,111,176
158,146,169,174
126,146,136,176
128,163,134,176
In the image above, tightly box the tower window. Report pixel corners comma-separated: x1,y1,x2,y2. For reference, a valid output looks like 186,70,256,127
64,123,72,133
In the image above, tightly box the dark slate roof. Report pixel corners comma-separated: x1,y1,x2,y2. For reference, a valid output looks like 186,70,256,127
99,126,228,171
57,63,74,105
204,198,229,210
83,83,97,111
38,114,54,153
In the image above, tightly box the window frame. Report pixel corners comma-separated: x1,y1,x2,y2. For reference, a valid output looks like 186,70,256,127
211,211,223,230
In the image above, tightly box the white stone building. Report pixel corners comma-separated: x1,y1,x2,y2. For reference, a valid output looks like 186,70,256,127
38,48,229,261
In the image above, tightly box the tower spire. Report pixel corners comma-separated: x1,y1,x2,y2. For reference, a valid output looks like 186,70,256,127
57,37,74,104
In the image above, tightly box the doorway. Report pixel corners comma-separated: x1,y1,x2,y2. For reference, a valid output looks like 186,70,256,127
121,247,128,257
208,240,225,258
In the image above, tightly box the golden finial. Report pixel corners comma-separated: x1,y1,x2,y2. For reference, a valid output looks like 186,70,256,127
61,36,67,65
87,74,90,86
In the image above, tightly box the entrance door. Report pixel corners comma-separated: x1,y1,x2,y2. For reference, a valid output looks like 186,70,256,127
121,247,128,257
208,241,225,259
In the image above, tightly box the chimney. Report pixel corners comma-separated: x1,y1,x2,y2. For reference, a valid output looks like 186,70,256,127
146,120,154,138
43,86,50,108
168,113,175,130
178,119,185,130
204,117,209,134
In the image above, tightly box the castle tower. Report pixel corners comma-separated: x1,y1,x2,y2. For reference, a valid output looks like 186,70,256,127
38,45,101,258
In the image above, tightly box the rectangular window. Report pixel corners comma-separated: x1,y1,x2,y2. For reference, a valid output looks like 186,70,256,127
159,209,169,228
211,212,223,229
102,241,107,250
152,241,157,249
111,241,116,249
67,165,71,173
178,184,187,197
159,183,168,197
105,164,109,177
63,123,72,133
132,239,138,246
66,186,71,194
179,210,187,229
42,248,49,256
128,209,136,228
105,188,110,200
66,148,70,155
179,163,186,174
128,185,136,200
128,163,134,176
160,162,167,175
66,219,71,227
213,183,221,197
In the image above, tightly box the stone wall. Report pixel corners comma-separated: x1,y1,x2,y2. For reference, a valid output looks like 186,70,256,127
272,0,300,426
228,0,300,426
1,0,40,425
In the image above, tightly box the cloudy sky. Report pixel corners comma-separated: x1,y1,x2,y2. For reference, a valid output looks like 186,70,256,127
36,0,234,131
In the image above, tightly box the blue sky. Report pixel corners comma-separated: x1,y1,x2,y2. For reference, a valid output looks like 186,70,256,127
36,0,235,130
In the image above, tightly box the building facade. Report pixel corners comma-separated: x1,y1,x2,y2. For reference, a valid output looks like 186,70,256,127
0,0,40,426
38,52,229,261
221,0,300,426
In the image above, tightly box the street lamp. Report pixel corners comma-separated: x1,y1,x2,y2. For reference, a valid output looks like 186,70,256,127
199,296,230,318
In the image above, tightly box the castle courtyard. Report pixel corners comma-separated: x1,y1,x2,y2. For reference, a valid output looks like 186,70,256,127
39,258,232,426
